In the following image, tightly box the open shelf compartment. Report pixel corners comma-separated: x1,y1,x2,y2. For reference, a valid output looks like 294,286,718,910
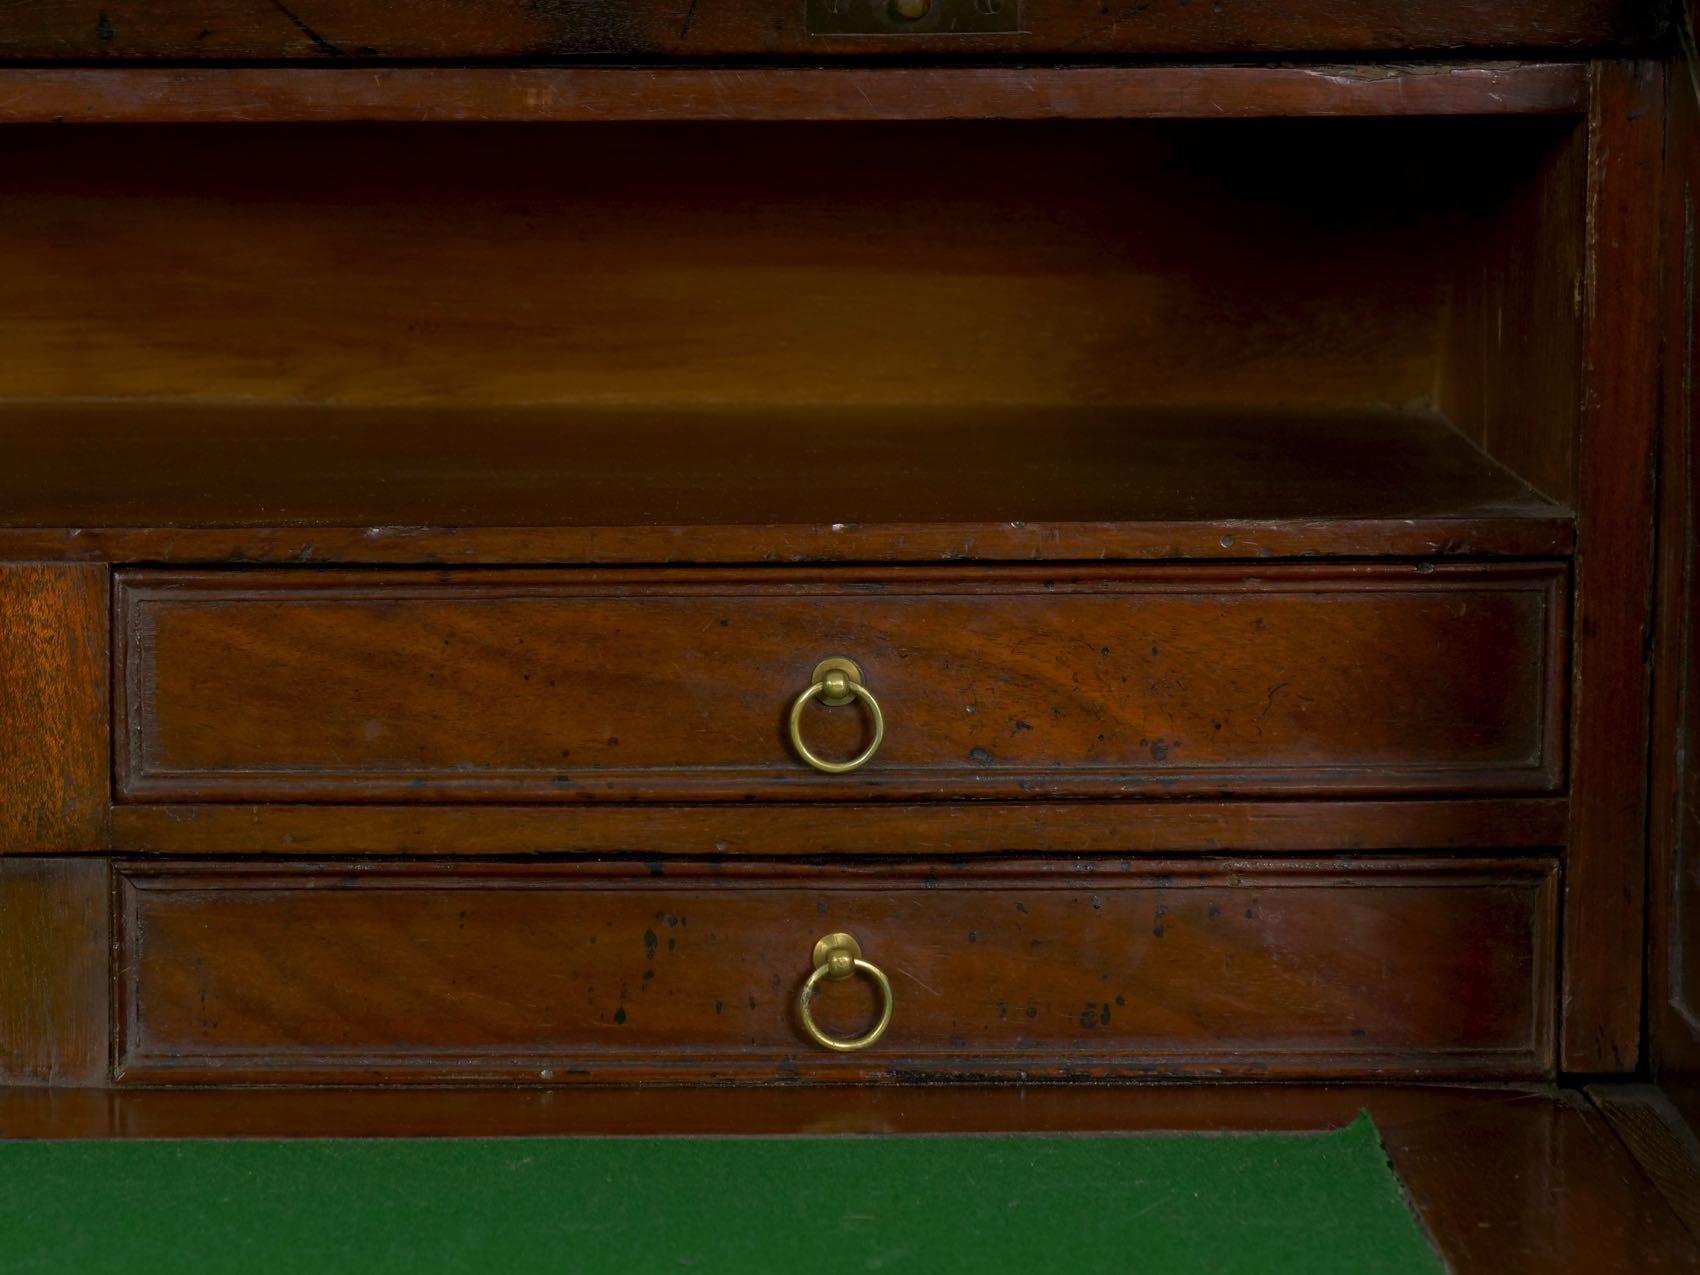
0,112,1583,564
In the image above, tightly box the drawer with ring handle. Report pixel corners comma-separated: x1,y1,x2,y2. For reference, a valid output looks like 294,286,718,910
799,931,895,1051
788,658,884,774
113,857,1556,1085
115,563,1565,803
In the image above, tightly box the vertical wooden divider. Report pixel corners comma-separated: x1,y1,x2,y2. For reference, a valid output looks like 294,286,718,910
0,563,109,854
1562,59,1667,1073
0,563,111,1083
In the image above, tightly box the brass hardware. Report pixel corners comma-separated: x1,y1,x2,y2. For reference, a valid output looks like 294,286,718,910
890,0,931,17
798,931,894,1052
810,656,862,707
788,657,884,774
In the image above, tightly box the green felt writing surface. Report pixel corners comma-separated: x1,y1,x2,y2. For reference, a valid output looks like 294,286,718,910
0,1113,1441,1274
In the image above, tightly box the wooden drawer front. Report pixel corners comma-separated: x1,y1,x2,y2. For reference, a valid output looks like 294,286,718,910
116,565,1565,802
114,858,1556,1084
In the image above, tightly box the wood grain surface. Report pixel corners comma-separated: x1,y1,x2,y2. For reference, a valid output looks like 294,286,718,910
115,564,1568,802
0,565,108,854
113,856,1557,1084
0,859,109,1086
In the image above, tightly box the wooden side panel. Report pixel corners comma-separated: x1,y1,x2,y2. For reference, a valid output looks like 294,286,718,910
1562,60,1666,1074
115,565,1567,803
1652,27,1700,1115
114,858,1557,1085
0,2,1651,60
1439,117,1585,506
0,563,109,853
0,859,109,1086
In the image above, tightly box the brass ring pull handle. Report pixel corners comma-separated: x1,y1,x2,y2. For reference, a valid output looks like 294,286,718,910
798,932,894,1053
787,657,884,774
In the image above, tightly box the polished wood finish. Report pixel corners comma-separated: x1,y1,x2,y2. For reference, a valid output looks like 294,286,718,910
2,1084,1691,1273
116,564,1567,803
109,798,1570,858
1561,59,1667,1074
0,564,108,854
1394,1086,1700,1273
0,7,1651,61
0,65,1590,125
0,860,108,1086
113,857,1556,1084
0,406,1572,566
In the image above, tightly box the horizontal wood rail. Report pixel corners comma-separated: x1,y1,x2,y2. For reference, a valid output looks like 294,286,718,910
0,64,1587,126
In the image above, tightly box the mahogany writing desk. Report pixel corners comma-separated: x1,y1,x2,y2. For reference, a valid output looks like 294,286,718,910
0,3,1697,1267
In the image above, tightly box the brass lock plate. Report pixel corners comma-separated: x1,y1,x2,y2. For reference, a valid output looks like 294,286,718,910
807,0,1020,36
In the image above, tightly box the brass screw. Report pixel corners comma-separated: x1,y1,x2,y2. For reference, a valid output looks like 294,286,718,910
891,0,931,18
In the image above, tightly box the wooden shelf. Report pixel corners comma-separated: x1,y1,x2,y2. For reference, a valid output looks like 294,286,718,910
0,64,1585,126
0,403,1570,564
